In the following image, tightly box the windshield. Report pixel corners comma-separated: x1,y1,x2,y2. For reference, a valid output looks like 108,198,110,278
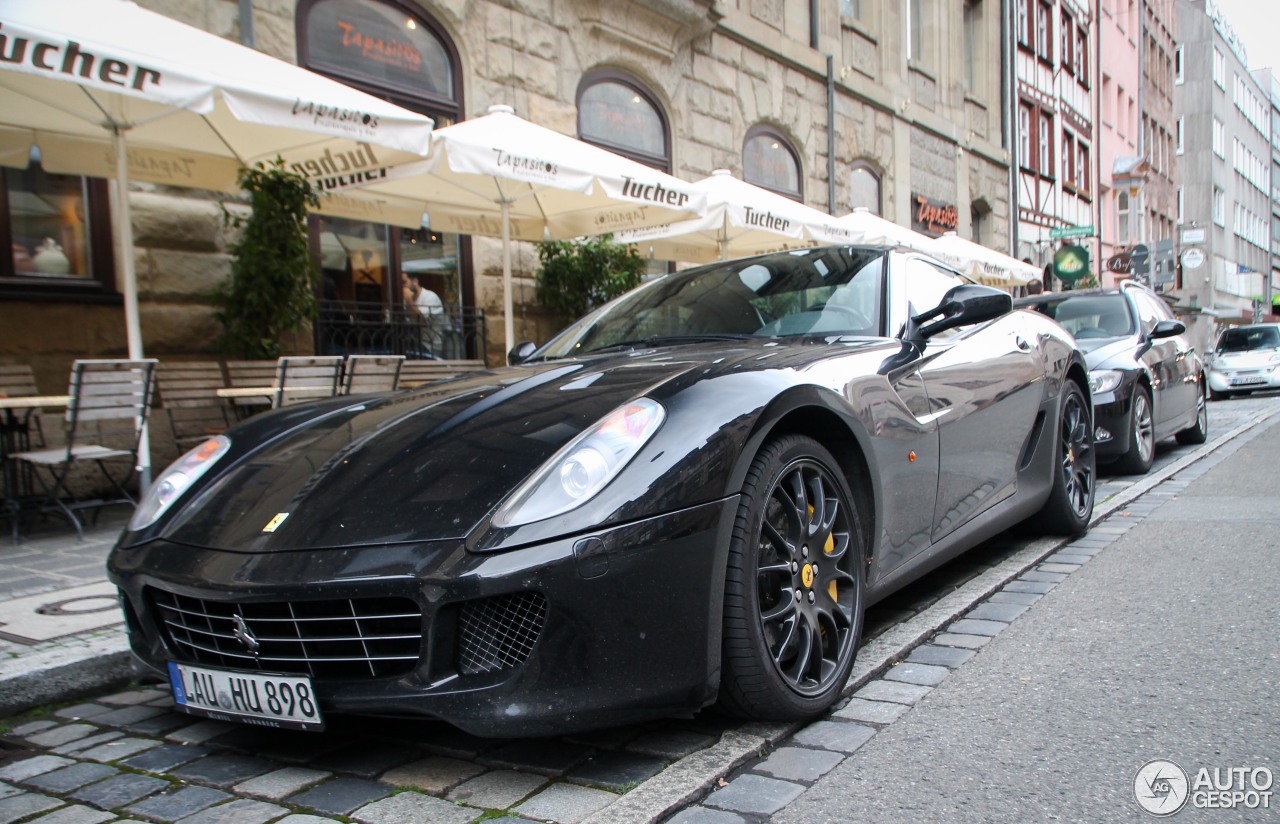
1217,325,1280,353
1028,293,1134,339
537,247,888,359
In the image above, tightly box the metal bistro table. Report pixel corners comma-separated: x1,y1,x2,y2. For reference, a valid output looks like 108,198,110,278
0,394,71,542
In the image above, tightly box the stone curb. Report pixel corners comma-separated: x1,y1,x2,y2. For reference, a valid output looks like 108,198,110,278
0,631,132,717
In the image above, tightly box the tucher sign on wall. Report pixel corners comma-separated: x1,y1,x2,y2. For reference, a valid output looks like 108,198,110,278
911,193,959,236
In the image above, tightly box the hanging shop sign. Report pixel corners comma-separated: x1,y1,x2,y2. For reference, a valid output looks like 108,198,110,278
1054,244,1090,286
911,193,959,236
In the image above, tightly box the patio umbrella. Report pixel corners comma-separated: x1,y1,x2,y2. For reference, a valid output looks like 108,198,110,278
613,169,845,264
838,207,934,249
0,0,434,482
0,0,435,359
328,105,707,352
923,231,1039,286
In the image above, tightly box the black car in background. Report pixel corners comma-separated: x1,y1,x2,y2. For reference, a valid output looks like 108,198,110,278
1017,281,1207,475
109,246,1096,738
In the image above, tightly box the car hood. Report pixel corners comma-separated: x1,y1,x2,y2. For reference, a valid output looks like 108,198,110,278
1209,349,1279,370
1075,335,1134,367
158,341,880,552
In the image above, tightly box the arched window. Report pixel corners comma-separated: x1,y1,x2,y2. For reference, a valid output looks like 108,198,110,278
298,0,467,355
299,0,460,118
743,126,802,201
850,161,882,215
577,72,670,171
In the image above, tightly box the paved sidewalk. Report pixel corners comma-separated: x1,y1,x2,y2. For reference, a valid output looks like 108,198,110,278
0,512,134,717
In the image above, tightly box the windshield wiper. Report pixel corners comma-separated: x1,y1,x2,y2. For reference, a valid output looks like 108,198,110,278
580,334,752,355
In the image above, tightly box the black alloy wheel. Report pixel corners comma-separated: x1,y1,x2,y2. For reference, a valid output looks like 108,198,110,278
1036,381,1095,536
719,435,864,720
1112,385,1154,475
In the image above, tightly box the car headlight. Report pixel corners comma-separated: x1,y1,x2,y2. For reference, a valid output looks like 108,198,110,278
1088,369,1124,395
493,399,666,527
128,435,232,531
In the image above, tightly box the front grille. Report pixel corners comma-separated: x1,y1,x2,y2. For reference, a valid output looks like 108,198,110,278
456,592,547,675
149,589,422,680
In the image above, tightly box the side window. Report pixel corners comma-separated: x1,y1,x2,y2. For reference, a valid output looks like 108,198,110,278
905,259,970,340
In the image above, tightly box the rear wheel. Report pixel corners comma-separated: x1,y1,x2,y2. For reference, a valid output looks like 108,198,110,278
1111,386,1154,475
1175,384,1208,445
718,435,864,721
1035,381,1095,536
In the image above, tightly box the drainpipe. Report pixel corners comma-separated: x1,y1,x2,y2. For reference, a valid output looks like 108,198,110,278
810,0,819,49
1003,0,1017,262
239,0,255,48
828,55,837,214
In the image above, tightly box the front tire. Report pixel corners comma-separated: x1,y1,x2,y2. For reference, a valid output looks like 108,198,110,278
1111,385,1154,475
1035,380,1095,536
718,435,864,721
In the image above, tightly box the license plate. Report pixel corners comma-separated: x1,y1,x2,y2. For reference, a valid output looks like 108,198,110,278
168,662,323,731
1230,377,1265,386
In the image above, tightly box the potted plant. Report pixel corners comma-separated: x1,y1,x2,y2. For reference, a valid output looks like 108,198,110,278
213,158,320,359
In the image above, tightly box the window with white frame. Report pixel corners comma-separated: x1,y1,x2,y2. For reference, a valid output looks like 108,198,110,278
1175,45,1184,85
1213,48,1225,89
1018,103,1032,168
1117,191,1131,244
1213,188,1225,226
1036,2,1051,61
1017,0,1030,47
1213,118,1225,158
1176,117,1183,154
1077,142,1090,193
1177,186,1183,223
1039,112,1053,174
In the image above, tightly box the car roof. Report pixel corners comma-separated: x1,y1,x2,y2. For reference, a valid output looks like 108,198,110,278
1011,280,1154,310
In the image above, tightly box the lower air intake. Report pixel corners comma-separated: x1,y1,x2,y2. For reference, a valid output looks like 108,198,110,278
456,591,547,675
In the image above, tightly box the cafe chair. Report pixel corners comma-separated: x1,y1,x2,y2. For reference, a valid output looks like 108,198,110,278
342,355,404,395
223,359,279,419
155,361,231,450
12,359,157,539
275,356,345,406
0,363,46,450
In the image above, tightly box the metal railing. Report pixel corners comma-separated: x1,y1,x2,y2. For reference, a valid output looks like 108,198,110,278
314,301,487,364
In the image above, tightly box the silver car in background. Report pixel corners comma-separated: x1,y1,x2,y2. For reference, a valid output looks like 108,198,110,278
1206,323,1280,400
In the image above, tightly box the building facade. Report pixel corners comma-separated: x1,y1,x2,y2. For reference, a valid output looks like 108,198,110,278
0,0,1012,376
1172,0,1271,352
1254,67,1280,319
1096,0,1144,289
1140,0,1179,293
1011,0,1098,287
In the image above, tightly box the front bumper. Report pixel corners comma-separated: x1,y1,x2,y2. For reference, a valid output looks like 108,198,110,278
1207,366,1280,394
1088,390,1131,458
108,497,738,738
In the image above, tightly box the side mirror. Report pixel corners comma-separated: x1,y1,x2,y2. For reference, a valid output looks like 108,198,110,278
1150,319,1185,340
507,340,538,365
904,284,1012,344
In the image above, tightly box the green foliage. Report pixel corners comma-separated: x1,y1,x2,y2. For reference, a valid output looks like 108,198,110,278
535,233,646,320
213,158,320,359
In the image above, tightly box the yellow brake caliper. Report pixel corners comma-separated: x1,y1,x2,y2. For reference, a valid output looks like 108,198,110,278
808,504,839,603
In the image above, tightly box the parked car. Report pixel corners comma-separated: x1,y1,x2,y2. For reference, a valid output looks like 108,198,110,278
109,245,1095,738
1015,282,1207,475
1206,322,1280,400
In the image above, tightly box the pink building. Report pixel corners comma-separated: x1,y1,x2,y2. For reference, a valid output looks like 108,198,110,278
1097,0,1145,288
